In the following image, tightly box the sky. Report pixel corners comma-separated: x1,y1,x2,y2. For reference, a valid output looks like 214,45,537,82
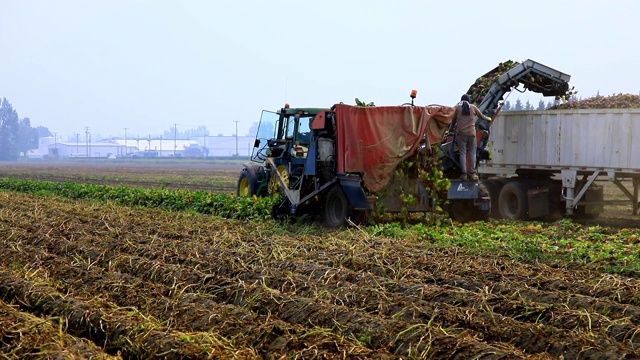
2,0,640,140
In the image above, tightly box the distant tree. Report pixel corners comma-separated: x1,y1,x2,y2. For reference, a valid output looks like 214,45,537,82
0,98,21,160
514,99,523,111
35,126,52,137
16,117,38,155
246,121,259,137
162,125,210,139
524,100,532,111
502,101,512,111
537,99,546,110
246,120,275,139
258,121,275,139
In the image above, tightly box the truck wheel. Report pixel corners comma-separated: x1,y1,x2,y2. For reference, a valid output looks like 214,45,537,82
324,187,350,228
237,170,258,197
499,181,528,220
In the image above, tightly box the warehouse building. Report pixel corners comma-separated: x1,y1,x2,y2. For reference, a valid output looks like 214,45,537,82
33,135,255,159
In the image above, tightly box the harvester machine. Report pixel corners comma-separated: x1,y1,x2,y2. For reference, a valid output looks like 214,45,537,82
237,94,491,227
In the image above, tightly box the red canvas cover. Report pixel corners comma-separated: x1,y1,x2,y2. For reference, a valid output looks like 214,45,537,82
334,104,455,193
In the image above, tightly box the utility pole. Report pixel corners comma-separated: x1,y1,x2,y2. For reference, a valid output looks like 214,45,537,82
173,123,178,157
233,120,239,156
84,127,90,157
123,127,128,156
203,134,207,158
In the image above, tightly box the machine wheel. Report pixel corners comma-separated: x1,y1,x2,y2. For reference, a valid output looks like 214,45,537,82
448,200,475,223
268,165,289,195
237,170,258,197
499,181,529,220
482,179,504,219
324,186,350,228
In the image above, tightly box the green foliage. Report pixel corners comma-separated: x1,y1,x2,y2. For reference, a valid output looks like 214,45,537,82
0,178,276,221
358,217,640,276
355,98,375,107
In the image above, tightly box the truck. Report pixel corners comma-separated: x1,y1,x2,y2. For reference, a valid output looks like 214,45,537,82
456,60,640,220
478,108,640,220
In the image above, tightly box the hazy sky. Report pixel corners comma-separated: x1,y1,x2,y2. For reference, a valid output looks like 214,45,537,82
2,0,639,139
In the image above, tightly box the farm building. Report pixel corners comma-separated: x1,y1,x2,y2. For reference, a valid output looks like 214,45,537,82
33,135,255,159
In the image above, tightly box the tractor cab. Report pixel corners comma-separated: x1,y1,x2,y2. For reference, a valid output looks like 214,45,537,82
251,105,323,163
240,105,329,198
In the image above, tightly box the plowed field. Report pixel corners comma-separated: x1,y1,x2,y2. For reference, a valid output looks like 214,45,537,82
1,189,639,359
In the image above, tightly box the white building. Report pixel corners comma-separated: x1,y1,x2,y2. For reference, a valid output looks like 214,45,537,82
197,136,254,157
33,135,255,158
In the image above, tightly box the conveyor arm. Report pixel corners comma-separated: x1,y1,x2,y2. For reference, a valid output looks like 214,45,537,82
474,59,571,118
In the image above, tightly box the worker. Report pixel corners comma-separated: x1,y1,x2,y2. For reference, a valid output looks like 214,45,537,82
451,94,491,181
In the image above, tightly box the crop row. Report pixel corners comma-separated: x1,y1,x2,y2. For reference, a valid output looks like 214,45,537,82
0,177,275,221
1,191,639,358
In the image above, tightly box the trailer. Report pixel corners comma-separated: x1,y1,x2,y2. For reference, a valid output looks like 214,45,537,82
478,108,640,219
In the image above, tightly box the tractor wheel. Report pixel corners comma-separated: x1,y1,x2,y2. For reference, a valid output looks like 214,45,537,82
499,181,529,220
237,170,258,197
268,165,289,196
448,200,475,223
324,186,350,228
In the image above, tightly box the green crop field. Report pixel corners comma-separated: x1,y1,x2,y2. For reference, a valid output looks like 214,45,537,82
0,161,639,358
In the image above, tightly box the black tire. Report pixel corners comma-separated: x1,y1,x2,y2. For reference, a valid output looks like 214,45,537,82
499,181,529,220
482,179,504,219
324,186,350,228
237,169,258,197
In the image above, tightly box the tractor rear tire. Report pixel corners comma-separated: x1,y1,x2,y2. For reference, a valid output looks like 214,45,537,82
499,181,529,220
324,186,350,228
237,170,258,197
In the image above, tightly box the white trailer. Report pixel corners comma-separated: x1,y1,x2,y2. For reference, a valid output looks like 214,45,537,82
478,108,640,219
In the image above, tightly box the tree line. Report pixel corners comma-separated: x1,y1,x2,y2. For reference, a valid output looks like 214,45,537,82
0,98,50,161
502,98,557,111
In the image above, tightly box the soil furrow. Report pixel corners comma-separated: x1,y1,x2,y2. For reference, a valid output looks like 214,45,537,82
0,268,252,359
0,299,120,360
0,242,389,359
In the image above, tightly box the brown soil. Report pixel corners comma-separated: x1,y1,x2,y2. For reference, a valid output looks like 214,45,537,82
0,190,639,358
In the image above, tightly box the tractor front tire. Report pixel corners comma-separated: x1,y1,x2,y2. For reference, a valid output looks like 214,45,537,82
237,170,258,197
324,187,350,228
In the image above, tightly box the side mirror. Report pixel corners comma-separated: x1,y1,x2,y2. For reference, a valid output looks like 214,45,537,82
253,139,260,148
